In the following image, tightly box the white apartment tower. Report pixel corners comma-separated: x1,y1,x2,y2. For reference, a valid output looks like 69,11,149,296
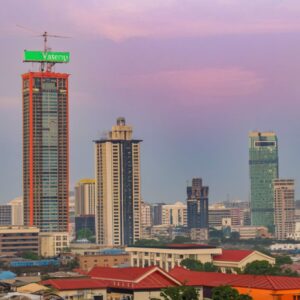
94,118,141,246
274,179,295,240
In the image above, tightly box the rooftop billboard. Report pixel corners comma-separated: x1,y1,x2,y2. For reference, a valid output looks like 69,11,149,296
24,50,70,63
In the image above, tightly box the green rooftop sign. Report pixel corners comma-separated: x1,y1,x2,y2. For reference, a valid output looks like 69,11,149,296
24,51,70,63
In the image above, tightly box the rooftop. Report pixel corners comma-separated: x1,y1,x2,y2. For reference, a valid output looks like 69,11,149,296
127,244,217,250
170,267,300,290
213,249,254,262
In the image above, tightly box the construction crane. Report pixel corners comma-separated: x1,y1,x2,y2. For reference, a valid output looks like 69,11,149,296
17,24,70,71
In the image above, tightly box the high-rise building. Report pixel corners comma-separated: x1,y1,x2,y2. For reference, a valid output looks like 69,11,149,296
187,178,209,229
141,201,152,228
94,118,141,246
249,131,278,229
274,179,295,240
0,205,12,226
74,179,96,216
161,202,187,226
151,203,165,225
8,197,23,226
22,71,69,232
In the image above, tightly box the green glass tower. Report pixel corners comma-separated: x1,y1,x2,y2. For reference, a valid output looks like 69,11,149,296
249,131,278,229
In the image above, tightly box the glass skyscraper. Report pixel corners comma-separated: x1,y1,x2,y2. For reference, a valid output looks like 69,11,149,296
23,72,69,232
249,131,278,229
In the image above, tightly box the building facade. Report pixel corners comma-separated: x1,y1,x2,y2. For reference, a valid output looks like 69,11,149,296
8,197,23,226
249,131,278,229
187,178,209,229
151,203,165,225
74,179,95,216
23,72,69,233
274,179,295,240
39,232,69,257
75,215,96,239
161,202,187,226
141,201,152,228
0,226,39,256
0,205,12,226
94,118,141,246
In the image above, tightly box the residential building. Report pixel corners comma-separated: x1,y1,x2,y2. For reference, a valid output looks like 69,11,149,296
74,179,95,216
39,232,69,257
8,197,23,225
151,203,165,225
161,202,187,226
187,178,209,229
94,118,141,246
274,179,295,240
0,205,12,226
141,201,152,228
22,71,69,232
75,215,95,239
249,131,278,229
0,226,39,256
78,252,130,271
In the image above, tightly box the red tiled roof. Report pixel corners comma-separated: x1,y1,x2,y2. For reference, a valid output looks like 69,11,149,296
88,266,156,281
170,267,300,290
213,249,254,262
41,278,108,291
42,267,181,291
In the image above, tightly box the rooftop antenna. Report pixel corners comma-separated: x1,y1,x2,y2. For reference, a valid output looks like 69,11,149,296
17,24,70,72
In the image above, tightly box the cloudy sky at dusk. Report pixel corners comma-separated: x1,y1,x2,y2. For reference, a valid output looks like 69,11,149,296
1,0,300,204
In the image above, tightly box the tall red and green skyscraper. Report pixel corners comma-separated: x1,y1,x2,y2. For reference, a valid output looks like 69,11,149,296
22,44,70,232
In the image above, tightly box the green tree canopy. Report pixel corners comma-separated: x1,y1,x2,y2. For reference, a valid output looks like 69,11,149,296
172,236,192,244
212,285,252,300
20,251,40,260
77,228,94,241
160,285,199,300
243,260,277,275
180,258,219,272
275,255,293,266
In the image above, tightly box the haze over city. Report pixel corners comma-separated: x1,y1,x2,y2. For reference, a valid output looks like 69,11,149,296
1,0,300,204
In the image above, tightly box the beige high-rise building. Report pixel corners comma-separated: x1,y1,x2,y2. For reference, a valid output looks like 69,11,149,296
274,179,295,240
74,179,96,216
162,202,187,226
94,118,141,246
9,197,23,226
141,201,152,228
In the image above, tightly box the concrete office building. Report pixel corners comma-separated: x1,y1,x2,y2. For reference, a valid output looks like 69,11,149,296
249,131,278,229
94,118,141,246
75,179,96,216
22,71,69,232
187,178,209,229
0,226,39,256
274,179,295,240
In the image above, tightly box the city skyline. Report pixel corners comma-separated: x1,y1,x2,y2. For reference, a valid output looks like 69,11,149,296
1,1,300,204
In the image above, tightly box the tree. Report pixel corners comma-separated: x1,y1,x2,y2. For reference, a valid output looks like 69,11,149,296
180,258,203,271
275,255,293,266
172,236,192,244
212,285,239,300
243,260,277,275
77,228,94,241
212,285,252,300
133,239,165,247
20,251,40,260
160,285,199,300
180,258,219,272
